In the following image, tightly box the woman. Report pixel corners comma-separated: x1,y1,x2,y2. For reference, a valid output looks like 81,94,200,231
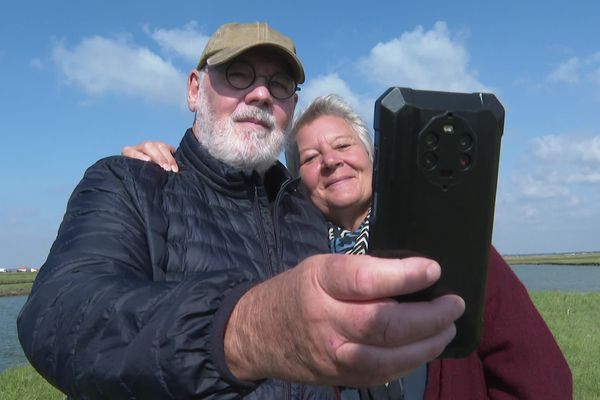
123,95,572,399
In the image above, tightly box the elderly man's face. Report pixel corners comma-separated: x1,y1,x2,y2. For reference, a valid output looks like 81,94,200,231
189,48,298,172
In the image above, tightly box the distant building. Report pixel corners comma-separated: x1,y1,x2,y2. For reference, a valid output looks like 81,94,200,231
17,267,29,273
0,268,7,273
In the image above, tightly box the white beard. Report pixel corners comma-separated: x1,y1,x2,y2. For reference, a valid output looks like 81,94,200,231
193,89,289,174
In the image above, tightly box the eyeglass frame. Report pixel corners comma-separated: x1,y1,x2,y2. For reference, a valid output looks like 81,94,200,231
205,60,301,100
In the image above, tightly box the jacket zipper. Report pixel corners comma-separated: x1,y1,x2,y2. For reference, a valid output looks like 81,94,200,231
253,185,276,278
259,181,294,399
274,178,298,400
272,177,300,268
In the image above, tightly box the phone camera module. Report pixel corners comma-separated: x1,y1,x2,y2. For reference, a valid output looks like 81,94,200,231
458,134,473,150
442,124,455,134
423,132,439,148
458,153,471,170
422,152,438,169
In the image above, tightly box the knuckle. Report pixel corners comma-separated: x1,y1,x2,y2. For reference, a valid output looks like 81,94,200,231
381,313,394,345
351,264,373,296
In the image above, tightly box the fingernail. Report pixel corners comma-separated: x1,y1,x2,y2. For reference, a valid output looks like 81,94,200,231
426,262,441,281
162,164,171,172
454,297,466,318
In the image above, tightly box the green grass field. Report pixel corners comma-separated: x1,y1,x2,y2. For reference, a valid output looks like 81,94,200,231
2,291,598,399
0,272,37,284
504,251,600,265
0,272,36,297
531,291,599,399
0,366,64,400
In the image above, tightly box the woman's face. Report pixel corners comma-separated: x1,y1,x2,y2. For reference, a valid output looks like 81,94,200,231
296,115,372,229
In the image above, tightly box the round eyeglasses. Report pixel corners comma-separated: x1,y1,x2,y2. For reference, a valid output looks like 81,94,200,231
224,61,300,100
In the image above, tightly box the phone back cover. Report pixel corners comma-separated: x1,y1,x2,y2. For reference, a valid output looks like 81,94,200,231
370,87,504,357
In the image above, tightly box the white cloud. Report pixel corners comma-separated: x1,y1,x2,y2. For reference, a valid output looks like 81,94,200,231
547,52,600,87
52,36,186,105
357,21,489,92
565,171,600,183
494,134,600,232
522,135,600,199
531,134,600,164
298,73,375,127
145,21,209,63
574,136,600,162
299,73,360,109
547,57,580,83
530,135,565,160
498,133,600,235
515,175,570,200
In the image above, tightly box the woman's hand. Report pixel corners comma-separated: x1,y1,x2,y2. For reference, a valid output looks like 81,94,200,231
121,141,179,172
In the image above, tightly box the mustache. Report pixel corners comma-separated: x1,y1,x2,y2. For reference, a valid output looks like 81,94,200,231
231,107,276,129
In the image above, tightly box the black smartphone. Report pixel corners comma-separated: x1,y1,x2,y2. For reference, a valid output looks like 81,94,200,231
369,87,504,358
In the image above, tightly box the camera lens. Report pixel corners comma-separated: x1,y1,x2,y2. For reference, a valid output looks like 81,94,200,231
458,133,473,150
423,132,439,148
458,153,471,170
422,152,438,169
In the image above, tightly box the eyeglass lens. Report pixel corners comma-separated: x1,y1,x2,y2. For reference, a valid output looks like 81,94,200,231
225,61,297,100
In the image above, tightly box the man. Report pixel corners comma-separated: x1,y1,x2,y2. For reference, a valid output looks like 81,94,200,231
18,22,464,399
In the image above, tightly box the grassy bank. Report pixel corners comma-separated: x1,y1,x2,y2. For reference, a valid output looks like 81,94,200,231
0,272,36,297
1,291,598,399
0,365,63,399
530,291,599,399
504,251,600,265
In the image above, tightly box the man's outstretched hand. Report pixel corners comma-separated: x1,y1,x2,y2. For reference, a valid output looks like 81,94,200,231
224,253,464,387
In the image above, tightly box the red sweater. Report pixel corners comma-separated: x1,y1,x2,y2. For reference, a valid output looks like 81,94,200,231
424,247,572,399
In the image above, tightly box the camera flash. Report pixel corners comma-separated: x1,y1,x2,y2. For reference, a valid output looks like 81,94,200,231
443,124,454,134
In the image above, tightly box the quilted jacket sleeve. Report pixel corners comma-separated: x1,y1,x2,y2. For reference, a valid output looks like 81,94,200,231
17,157,259,399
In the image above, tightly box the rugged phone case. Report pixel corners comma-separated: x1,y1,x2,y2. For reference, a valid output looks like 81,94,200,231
369,87,505,358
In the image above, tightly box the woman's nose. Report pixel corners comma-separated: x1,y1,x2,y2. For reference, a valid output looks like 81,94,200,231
322,151,342,169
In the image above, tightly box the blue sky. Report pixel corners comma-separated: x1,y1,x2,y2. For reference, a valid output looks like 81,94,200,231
2,1,600,267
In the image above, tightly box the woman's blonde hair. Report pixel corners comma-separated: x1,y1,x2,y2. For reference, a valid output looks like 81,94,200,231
285,94,373,176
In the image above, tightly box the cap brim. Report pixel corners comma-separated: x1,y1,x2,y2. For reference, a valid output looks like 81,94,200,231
207,42,305,84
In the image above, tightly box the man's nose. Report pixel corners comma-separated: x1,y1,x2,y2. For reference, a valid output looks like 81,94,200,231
244,77,273,107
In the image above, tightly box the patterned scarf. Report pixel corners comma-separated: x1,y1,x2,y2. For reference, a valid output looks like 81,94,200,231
328,208,370,255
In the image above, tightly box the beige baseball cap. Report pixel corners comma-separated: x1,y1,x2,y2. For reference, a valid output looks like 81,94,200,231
197,22,305,84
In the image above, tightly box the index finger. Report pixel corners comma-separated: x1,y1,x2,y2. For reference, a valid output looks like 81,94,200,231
157,143,178,172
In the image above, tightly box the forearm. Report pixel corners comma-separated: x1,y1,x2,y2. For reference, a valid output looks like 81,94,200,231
224,266,307,382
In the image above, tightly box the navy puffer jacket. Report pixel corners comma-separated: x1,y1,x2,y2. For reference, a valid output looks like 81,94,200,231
18,129,336,399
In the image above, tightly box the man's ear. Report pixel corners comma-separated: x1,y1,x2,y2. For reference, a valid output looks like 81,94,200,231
187,70,200,112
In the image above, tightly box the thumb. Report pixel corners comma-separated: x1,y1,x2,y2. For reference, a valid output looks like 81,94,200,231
317,254,441,301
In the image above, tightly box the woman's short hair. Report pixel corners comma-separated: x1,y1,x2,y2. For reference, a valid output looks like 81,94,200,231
285,94,374,177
